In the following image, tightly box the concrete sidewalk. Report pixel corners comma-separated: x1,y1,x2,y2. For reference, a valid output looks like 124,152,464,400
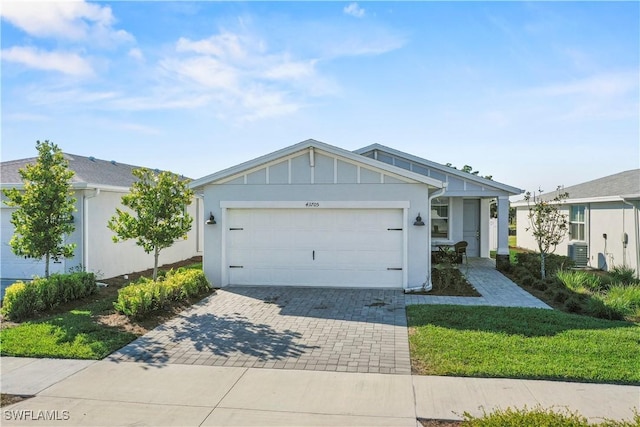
2,357,638,426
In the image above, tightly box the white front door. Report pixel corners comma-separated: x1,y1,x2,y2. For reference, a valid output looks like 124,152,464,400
226,208,404,288
463,200,480,257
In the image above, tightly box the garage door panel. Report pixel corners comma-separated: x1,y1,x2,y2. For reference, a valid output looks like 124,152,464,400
226,208,404,288
1,209,65,279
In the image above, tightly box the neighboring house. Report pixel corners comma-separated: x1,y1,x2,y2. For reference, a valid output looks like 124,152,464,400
190,139,522,291
512,169,640,275
1,153,203,281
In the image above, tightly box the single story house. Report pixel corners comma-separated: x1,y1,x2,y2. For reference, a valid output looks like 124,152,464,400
512,169,640,276
1,153,203,281
190,139,522,291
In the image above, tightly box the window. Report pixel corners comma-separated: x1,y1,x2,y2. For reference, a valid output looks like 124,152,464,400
569,205,586,241
431,197,449,239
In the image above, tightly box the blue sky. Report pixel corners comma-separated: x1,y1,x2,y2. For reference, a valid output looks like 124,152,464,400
2,1,638,196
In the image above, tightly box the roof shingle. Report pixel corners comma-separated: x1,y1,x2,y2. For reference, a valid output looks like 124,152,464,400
1,153,173,188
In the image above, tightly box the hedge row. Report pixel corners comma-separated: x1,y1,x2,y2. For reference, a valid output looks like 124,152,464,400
1,272,97,321
113,268,210,318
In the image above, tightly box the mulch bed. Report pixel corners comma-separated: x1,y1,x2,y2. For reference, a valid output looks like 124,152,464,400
419,419,463,426
0,394,34,407
409,266,481,297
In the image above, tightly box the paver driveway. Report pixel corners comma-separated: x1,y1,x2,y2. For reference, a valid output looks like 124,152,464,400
109,287,411,374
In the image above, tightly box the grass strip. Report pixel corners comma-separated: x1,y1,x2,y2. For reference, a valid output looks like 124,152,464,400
1,296,137,359
407,305,640,385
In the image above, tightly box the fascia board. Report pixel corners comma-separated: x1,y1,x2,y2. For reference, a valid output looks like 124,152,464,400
190,139,445,189
512,194,640,207
355,143,523,195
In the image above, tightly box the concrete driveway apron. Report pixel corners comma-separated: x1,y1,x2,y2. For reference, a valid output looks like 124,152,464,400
109,287,411,374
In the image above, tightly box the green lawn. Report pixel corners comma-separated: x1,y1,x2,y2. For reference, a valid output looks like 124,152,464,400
407,305,640,385
0,259,203,359
0,298,136,359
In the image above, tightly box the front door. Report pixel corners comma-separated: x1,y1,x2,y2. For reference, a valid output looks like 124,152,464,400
463,200,480,257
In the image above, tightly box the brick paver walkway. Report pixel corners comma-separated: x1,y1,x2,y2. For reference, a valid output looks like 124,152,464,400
109,259,548,374
109,287,411,374
405,258,551,309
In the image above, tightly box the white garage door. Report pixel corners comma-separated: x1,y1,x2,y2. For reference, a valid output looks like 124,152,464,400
226,208,404,288
1,209,64,279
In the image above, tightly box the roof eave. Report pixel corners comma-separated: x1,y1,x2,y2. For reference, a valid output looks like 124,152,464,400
355,143,523,195
190,139,445,190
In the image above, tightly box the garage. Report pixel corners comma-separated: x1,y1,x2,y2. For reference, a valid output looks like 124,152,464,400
192,140,445,290
1,208,64,279
226,208,404,287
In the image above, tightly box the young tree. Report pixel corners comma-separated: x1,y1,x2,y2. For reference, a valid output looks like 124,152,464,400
108,168,194,281
3,140,76,278
524,187,569,279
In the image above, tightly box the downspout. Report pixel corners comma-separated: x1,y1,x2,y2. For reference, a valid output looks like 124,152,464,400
621,197,640,279
405,184,448,293
83,189,100,271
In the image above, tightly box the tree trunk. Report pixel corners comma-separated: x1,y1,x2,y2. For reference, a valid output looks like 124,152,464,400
540,252,546,279
153,247,160,281
45,253,50,278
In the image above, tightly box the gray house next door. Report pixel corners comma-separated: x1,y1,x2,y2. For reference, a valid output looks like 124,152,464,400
463,199,480,257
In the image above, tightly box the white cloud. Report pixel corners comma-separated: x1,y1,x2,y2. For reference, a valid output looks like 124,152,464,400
1,46,94,76
1,0,133,46
3,113,51,122
128,48,144,61
528,71,638,98
263,58,317,81
160,31,324,121
176,32,248,60
162,56,239,89
344,3,365,18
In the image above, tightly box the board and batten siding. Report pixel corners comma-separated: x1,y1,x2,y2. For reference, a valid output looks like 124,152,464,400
360,149,504,197
202,149,433,288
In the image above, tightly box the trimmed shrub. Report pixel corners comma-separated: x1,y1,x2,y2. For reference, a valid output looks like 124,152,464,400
564,297,583,314
533,280,547,291
609,266,639,285
114,269,210,319
1,272,97,321
599,285,640,320
515,252,574,279
557,270,605,293
585,296,625,321
462,405,640,426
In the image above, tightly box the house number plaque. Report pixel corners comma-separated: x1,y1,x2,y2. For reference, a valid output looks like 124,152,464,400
305,202,320,207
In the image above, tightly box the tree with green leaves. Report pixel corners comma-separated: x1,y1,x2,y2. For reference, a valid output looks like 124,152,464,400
108,168,194,281
3,140,76,278
524,187,569,279
445,163,493,180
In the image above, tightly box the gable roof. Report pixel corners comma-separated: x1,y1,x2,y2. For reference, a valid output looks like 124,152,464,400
190,139,446,189
355,143,523,195
1,153,177,190
512,169,640,206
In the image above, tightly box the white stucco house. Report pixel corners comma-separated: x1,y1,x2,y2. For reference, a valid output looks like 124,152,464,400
190,139,522,291
1,153,203,281
512,169,640,276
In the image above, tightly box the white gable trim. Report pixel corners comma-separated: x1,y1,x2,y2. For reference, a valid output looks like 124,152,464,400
190,139,444,189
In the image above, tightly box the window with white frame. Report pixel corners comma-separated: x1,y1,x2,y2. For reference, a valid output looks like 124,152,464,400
431,197,449,239
569,205,586,241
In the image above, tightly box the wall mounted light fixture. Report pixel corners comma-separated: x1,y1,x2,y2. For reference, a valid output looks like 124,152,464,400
413,213,425,226
206,212,217,225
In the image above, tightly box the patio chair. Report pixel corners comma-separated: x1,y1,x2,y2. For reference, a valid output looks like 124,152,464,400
454,241,468,264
